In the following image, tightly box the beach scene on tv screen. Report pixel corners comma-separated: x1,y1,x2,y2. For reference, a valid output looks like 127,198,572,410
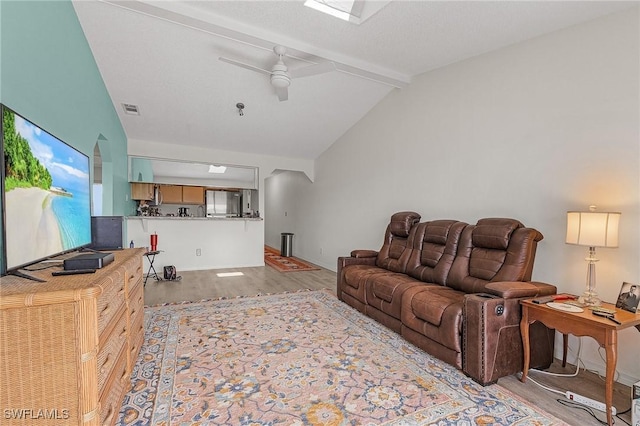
3,109,91,269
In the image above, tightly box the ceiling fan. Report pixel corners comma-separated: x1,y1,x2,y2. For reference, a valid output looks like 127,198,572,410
219,45,335,102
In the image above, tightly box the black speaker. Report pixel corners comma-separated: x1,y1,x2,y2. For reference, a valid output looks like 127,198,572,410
91,216,124,250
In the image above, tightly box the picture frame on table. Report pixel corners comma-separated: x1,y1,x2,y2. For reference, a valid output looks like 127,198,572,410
616,282,640,313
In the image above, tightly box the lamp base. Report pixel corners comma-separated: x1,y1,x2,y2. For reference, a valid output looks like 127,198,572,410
578,291,601,307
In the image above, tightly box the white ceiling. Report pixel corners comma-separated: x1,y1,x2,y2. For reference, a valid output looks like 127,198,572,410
72,0,634,160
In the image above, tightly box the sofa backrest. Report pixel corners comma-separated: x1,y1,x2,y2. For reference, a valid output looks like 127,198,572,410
446,218,544,294
406,220,467,286
376,211,421,273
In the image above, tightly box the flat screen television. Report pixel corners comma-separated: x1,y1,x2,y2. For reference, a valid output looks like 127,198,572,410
1,105,91,275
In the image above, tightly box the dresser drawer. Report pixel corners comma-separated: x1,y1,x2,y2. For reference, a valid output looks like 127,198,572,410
96,270,126,336
128,279,144,319
100,349,129,426
128,312,145,370
124,256,143,289
97,307,128,397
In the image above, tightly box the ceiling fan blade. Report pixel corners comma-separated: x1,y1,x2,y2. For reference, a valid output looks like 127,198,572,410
219,57,271,76
289,61,335,79
276,86,289,102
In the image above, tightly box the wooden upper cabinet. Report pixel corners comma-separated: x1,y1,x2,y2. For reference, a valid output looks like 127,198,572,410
159,184,182,204
131,183,154,200
134,184,204,204
182,186,204,204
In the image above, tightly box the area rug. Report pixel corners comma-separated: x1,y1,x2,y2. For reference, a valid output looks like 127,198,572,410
117,290,568,425
264,245,321,272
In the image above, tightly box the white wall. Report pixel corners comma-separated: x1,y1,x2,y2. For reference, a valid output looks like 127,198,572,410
264,171,310,251
280,10,640,384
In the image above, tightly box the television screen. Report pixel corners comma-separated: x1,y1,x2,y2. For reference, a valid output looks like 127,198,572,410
2,105,91,271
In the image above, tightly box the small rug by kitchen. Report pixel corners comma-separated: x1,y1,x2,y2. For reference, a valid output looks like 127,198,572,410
117,290,568,425
264,245,321,272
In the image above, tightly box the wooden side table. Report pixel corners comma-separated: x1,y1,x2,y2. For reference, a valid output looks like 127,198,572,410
520,299,640,426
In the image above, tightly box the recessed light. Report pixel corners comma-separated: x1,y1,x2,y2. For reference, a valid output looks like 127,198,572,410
208,165,227,174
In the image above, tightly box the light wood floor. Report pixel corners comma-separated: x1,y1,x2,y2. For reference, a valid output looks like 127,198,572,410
143,265,633,426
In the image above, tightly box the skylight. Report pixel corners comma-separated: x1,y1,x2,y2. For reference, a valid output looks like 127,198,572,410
304,0,389,25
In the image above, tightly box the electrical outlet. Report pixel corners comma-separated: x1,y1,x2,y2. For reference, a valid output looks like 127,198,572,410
196,248,201,256
566,391,616,415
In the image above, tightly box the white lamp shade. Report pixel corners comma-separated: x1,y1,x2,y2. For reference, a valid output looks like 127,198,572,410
566,211,621,247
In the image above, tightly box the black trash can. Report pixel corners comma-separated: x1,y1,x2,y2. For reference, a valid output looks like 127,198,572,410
281,233,294,257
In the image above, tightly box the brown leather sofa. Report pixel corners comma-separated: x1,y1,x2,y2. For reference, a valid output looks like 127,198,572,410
337,211,557,385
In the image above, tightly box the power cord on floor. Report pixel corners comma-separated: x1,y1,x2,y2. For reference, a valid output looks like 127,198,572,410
556,398,609,425
523,338,633,425
532,336,584,378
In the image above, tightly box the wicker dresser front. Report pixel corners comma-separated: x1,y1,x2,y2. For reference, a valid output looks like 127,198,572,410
0,249,145,426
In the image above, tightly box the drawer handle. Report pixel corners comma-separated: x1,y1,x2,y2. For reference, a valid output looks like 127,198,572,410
121,367,129,381
101,304,110,316
120,327,127,338
118,286,125,296
100,355,111,374
103,405,115,424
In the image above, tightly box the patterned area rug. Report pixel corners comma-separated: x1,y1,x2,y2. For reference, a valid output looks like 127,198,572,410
117,290,568,425
264,245,321,272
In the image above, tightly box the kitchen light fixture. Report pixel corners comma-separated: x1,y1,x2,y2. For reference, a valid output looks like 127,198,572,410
208,164,227,174
236,102,245,116
566,205,621,306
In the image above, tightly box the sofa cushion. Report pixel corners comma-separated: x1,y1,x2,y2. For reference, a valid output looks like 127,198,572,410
407,287,465,328
341,265,389,307
365,272,423,321
447,219,543,293
471,218,521,250
389,211,421,238
407,220,466,285
376,212,421,273
401,286,465,352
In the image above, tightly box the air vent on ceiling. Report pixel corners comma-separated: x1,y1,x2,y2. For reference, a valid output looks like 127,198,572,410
122,103,140,115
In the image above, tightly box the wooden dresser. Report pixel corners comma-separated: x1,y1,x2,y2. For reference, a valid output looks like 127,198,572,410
0,249,145,425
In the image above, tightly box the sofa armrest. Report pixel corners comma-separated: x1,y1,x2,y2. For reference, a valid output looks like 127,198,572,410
351,249,378,258
484,281,557,299
463,292,555,385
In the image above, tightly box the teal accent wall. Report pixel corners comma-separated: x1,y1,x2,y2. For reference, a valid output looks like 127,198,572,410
0,0,133,270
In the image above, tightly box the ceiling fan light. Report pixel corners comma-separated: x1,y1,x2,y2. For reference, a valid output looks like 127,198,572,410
271,74,290,88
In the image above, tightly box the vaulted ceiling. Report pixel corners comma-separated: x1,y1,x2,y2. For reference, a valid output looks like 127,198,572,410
72,1,633,160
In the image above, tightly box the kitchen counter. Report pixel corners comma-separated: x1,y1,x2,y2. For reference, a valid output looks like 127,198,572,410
128,216,262,221
126,216,264,271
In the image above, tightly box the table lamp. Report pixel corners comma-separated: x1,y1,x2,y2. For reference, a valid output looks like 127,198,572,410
566,206,621,306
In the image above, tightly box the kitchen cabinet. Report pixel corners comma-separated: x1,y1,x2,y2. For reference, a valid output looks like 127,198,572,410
182,186,204,204
159,184,182,204
157,185,204,204
131,183,154,200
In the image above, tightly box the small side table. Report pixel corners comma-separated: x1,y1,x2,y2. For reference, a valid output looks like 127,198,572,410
520,299,640,426
143,250,163,286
